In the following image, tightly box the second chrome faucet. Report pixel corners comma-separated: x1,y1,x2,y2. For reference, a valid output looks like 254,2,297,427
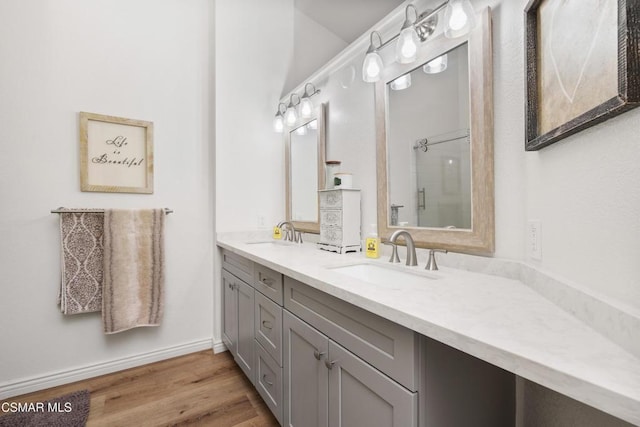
384,230,447,270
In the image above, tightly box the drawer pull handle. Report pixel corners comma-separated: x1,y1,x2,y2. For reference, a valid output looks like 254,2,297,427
262,320,273,329
262,374,273,386
313,350,325,360
261,277,274,286
325,360,336,370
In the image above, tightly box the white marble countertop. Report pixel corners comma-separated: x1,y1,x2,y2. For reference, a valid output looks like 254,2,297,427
217,236,640,425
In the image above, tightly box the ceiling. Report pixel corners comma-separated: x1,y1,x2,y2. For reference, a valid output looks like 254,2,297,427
294,0,406,45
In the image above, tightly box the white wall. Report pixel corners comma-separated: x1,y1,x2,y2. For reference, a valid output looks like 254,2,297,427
282,9,349,96
215,0,293,233
0,0,213,391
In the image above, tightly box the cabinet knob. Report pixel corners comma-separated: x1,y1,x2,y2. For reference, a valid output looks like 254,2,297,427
324,360,336,370
313,350,325,360
262,320,273,329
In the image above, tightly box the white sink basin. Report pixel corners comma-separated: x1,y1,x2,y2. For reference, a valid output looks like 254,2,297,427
245,240,296,247
329,262,437,288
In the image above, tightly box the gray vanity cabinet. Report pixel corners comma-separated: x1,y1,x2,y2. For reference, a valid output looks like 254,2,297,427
283,311,417,427
283,310,329,427
222,253,256,385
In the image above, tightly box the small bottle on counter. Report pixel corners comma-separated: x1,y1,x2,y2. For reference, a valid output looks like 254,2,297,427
365,224,381,259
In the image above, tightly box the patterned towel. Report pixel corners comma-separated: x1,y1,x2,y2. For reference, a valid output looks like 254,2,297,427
102,209,165,334
59,212,104,314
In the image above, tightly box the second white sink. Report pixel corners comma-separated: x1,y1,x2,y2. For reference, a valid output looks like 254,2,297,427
329,262,438,288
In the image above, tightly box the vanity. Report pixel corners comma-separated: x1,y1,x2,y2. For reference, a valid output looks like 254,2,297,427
218,237,640,426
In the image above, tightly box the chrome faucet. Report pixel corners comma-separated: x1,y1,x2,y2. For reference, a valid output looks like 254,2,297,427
388,230,418,266
277,221,302,243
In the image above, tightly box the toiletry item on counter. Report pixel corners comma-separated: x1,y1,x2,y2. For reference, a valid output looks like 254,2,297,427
365,224,380,259
333,172,353,189
325,161,341,189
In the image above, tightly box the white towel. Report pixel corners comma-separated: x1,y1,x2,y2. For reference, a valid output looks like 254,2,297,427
102,209,165,334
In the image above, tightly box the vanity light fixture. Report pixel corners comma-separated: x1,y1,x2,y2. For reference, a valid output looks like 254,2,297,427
443,0,476,39
273,103,287,133
361,0,475,83
396,5,420,64
300,83,321,119
390,73,412,90
423,54,448,74
362,31,384,82
285,93,300,127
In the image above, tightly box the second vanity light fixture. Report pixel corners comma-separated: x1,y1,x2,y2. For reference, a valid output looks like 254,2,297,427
273,82,321,133
362,0,476,83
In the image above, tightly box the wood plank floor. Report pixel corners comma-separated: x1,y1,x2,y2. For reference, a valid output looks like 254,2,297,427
1,350,280,426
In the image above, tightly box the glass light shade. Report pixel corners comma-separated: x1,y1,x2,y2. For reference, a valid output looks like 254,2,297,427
395,26,419,64
300,97,313,119
295,125,307,135
362,51,384,82
423,54,448,74
390,74,411,91
444,0,476,38
273,115,284,133
285,106,298,126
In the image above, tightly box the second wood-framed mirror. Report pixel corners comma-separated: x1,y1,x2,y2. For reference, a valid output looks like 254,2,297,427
285,103,326,233
376,8,494,254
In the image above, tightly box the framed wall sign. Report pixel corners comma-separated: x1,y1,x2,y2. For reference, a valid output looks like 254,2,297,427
79,112,154,193
525,0,640,151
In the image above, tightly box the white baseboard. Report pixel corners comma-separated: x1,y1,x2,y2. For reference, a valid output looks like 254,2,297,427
0,339,213,400
212,339,227,354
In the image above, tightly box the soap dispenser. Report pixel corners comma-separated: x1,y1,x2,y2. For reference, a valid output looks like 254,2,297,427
365,224,381,259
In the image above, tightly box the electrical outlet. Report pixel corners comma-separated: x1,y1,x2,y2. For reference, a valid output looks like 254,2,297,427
528,220,542,260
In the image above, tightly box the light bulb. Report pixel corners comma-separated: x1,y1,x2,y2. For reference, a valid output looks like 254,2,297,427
362,51,383,82
449,3,467,30
285,107,297,126
300,98,313,119
444,0,476,39
396,26,419,64
273,115,284,133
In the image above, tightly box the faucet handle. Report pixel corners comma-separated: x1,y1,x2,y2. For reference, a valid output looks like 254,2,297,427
294,231,303,244
425,249,447,271
383,241,400,263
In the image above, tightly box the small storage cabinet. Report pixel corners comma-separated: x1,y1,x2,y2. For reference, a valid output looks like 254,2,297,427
318,189,361,254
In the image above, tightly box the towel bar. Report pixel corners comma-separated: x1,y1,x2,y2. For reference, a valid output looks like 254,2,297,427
51,207,173,214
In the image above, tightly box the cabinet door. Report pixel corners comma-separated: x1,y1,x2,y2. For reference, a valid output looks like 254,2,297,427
328,341,417,427
236,279,255,384
283,311,329,427
222,270,238,356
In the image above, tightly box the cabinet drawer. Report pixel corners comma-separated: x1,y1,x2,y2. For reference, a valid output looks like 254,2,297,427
255,291,283,366
222,249,253,284
255,340,283,425
284,277,420,392
320,226,342,245
319,190,342,209
320,209,342,227
254,263,284,305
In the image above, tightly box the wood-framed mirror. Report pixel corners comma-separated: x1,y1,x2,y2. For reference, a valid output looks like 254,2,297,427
285,103,326,233
376,8,494,254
